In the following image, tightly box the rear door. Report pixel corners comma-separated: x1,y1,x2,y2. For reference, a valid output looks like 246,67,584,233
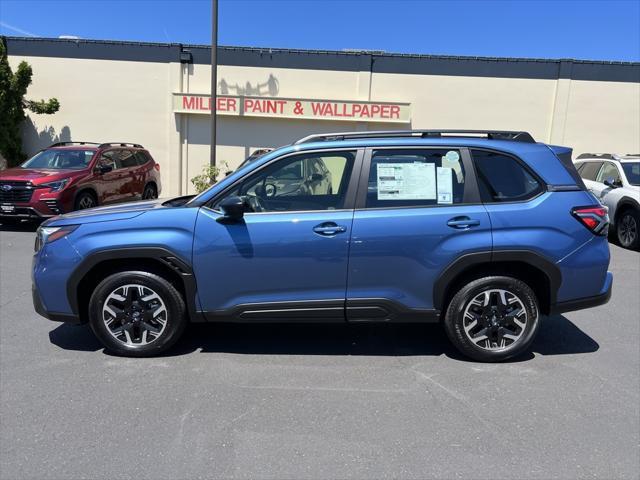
115,149,142,200
578,161,604,195
346,147,492,320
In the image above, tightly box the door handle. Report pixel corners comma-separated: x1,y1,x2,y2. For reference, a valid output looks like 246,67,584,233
313,222,347,236
447,217,481,229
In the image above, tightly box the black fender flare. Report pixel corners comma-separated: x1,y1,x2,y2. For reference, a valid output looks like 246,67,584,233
433,249,562,311
67,247,201,322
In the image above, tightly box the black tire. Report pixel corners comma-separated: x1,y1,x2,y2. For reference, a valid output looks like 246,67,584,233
142,184,157,200
88,271,187,357
616,208,639,250
75,191,97,210
443,276,540,362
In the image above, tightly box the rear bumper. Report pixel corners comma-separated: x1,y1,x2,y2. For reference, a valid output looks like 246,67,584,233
550,271,613,314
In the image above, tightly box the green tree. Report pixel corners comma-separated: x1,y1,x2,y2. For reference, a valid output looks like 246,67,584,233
0,37,60,167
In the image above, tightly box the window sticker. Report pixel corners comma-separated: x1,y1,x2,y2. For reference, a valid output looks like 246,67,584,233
437,167,453,204
377,162,436,200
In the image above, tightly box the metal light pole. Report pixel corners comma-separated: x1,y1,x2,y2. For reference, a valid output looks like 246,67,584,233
210,0,218,167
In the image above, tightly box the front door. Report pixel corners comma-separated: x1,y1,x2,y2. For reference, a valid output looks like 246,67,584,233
193,149,362,321
346,147,492,320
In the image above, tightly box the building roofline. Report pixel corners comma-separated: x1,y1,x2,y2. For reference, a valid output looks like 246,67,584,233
4,35,639,82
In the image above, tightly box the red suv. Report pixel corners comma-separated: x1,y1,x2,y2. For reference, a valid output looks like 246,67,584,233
0,142,161,224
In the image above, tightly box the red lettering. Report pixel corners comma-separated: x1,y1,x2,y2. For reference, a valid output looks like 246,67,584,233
311,102,325,115
182,96,196,110
379,105,390,118
361,105,370,117
390,105,400,119
244,99,254,112
370,105,381,117
352,104,362,117
276,100,286,114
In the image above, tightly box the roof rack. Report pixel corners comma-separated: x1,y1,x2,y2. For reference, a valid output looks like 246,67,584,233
49,141,100,147
98,142,144,148
575,153,640,160
294,130,536,145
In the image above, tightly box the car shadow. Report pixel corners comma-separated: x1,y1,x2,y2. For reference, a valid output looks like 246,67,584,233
0,220,41,232
49,314,599,361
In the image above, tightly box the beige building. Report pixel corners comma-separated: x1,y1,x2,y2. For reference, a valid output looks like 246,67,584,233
6,36,640,197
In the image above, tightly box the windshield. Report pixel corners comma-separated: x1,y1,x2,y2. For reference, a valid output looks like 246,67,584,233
21,149,95,170
622,162,640,186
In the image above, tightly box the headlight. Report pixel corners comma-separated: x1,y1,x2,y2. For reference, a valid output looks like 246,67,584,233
35,225,79,251
41,178,70,192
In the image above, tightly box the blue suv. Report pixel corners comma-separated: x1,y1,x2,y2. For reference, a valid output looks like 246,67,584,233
32,130,612,361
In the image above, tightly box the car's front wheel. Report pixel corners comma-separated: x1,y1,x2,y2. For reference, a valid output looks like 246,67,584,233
443,276,540,362
88,271,187,356
616,208,639,250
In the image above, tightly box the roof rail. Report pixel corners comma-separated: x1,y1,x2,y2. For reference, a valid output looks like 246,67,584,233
49,141,100,147
576,153,640,160
98,142,144,148
294,130,536,145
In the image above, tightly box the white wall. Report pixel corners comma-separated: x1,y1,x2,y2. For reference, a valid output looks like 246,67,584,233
9,53,640,197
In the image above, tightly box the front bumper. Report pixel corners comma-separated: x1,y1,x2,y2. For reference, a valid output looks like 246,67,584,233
1,206,53,219
32,284,81,323
550,271,613,314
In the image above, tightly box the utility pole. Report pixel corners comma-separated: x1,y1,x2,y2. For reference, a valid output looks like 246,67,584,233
210,0,218,167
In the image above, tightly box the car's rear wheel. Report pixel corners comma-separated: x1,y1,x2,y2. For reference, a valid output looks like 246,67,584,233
75,191,97,210
444,276,540,362
616,209,639,250
142,184,157,200
88,271,187,357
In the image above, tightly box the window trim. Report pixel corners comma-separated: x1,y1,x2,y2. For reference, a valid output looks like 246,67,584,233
354,146,482,211
205,147,365,214
469,147,547,205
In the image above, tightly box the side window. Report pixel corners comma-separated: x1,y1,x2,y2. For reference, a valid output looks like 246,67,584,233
575,163,586,174
98,151,118,170
134,151,150,166
117,150,138,168
472,150,543,203
580,162,603,181
366,149,466,208
595,162,620,183
217,151,355,212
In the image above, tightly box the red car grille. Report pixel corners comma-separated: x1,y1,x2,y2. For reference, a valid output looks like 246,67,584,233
0,182,35,203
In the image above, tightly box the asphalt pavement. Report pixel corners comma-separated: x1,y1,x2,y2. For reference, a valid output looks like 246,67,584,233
1,222,639,480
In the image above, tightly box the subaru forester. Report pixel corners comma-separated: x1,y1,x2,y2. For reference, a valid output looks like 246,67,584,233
31,130,612,361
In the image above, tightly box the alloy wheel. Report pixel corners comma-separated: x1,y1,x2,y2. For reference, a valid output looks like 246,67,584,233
618,214,637,247
78,196,95,209
102,284,168,346
462,289,528,351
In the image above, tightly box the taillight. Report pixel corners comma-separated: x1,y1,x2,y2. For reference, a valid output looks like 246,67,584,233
571,205,609,235
154,163,160,171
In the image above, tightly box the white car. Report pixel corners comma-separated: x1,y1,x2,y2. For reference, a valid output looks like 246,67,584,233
575,153,640,249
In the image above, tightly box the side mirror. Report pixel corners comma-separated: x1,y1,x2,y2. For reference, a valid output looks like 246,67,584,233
218,196,246,222
96,165,113,174
604,177,620,188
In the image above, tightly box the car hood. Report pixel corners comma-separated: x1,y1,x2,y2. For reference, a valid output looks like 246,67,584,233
45,198,168,226
0,167,84,183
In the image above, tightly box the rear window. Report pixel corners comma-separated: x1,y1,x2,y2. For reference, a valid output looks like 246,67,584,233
471,150,543,203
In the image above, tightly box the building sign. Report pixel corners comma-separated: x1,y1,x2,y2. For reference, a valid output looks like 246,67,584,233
173,93,411,123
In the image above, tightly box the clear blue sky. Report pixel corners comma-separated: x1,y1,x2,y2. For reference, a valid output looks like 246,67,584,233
1,0,639,61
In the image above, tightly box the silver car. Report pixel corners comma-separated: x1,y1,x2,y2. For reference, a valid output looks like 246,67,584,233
575,153,640,249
